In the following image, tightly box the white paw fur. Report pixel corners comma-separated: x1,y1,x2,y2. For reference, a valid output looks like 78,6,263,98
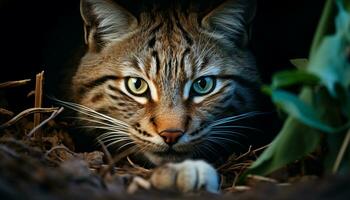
150,160,219,193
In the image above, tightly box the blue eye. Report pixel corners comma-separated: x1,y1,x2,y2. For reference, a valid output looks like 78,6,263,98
192,76,216,96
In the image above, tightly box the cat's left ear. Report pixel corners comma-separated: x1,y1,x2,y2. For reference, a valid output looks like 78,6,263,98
201,0,256,48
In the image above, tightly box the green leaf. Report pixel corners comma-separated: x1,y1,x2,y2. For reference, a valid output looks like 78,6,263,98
241,116,320,179
261,85,272,96
239,89,320,180
308,0,350,97
271,70,319,89
290,58,309,69
240,87,348,181
310,0,336,58
271,89,337,133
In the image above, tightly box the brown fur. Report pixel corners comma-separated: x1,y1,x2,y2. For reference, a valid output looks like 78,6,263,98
70,0,259,165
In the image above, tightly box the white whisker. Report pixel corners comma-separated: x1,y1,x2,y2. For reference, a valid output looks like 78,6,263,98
210,131,247,138
104,138,132,145
99,136,131,142
82,125,128,132
207,136,245,147
98,133,130,139
209,111,264,127
212,125,263,133
117,141,136,150
54,99,129,127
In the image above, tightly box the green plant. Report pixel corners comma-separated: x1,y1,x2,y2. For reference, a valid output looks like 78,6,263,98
242,0,350,180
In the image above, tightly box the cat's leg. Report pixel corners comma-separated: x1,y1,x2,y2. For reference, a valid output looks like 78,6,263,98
150,160,219,193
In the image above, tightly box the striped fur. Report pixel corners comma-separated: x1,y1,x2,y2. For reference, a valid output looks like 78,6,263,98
72,0,260,165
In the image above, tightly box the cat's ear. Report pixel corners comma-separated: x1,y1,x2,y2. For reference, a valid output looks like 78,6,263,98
80,0,137,52
201,0,256,48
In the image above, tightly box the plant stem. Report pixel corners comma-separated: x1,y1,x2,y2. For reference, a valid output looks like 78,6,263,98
310,0,335,58
33,71,44,138
332,129,350,173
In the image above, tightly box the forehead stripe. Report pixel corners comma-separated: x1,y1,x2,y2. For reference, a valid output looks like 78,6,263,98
151,51,160,75
174,11,193,46
84,75,119,88
148,36,156,48
78,75,120,96
150,22,163,35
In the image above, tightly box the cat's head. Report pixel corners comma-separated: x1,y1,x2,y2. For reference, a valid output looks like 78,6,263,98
72,0,259,165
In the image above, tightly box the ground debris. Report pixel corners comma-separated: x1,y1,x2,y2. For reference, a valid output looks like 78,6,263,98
1,77,350,199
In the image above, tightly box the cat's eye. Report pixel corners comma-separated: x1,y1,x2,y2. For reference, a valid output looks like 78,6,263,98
192,76,216,96
126,77,149,96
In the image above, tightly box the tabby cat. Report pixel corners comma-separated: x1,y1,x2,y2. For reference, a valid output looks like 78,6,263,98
66,0,261,193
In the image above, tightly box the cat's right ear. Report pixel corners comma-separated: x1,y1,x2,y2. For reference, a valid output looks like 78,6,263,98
80,0,137,52
201,0,256,48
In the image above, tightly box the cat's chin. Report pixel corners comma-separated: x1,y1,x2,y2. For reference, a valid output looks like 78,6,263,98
144,151,190,166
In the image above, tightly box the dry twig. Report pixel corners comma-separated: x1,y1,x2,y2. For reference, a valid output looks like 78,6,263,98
27,107,64,137
0,107,60,129
27,90,35,98
0,79,31,89
100,147,138,177
97,140,116,174
33,71,44,138
0,108,14,117
44,145,77,159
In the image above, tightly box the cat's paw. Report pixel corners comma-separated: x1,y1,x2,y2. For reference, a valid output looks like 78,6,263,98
150,160,219,193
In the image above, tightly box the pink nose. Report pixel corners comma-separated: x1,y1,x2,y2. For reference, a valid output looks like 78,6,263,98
159,129,184,145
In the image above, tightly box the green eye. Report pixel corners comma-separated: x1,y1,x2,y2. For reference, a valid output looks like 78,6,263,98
192,76,216,96
126,77,148,96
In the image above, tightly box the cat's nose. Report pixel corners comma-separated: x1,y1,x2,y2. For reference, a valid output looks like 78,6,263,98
159,129,184,145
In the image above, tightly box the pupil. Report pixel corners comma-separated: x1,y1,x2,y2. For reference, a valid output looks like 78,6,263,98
198,79,207,89
134,79,142,89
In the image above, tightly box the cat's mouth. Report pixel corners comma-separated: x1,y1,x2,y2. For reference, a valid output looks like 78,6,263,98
152,148,189,157
144,147,192,165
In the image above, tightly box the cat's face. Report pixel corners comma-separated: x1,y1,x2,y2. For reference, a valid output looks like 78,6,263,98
72,0,259,165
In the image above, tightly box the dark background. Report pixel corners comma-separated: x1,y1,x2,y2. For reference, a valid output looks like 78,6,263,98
0,0,325,112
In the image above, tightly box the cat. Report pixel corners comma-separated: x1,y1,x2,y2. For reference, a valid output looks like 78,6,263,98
66,0,262,193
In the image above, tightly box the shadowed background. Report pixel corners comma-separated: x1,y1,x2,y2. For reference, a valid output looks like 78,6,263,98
0,0,325,111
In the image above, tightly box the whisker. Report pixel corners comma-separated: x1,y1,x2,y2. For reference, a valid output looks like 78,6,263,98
105,138,131,144
209,111,266,127
72,116,128,129
81,126,128,133
205,138,232,152
134,142,153,155
207,136,246,148
106,139,134,148
116,141,137,151
98,134,130,140
98,132,131,142
198,141,219,156
54,99,129,127
210,131,247,138
212,125,263,133
99,136,131,143
89,125,128,132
